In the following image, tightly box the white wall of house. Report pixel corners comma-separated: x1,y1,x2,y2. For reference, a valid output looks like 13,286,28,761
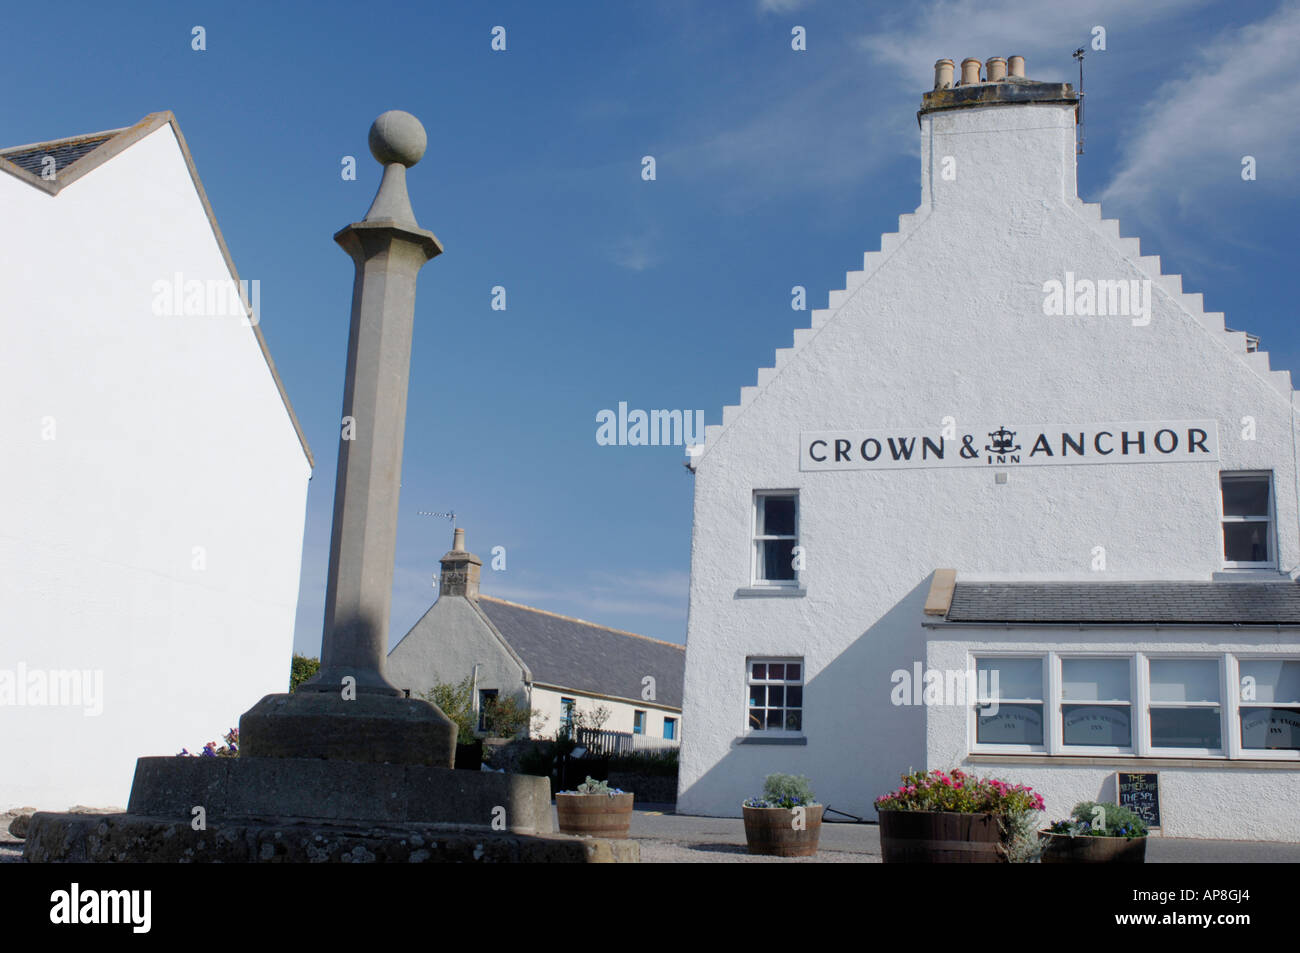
0,122,311,809
678,91,1300,833
530,686,680,742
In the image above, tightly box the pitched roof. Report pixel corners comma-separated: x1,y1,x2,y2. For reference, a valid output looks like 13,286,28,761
475,595,685,708
942,581,1300,626
0,112,313,468
0,131,119,179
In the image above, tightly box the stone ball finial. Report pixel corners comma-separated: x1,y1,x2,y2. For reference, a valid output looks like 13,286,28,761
368,111,427,167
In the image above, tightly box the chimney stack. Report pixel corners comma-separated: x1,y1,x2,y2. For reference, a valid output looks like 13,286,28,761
985,56,1007,82
934,58,954,90
960,58,981,86
439,527,482,599
1008,55,1025,78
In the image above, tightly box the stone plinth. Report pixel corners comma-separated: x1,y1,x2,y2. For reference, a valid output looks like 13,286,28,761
238,691,455,766
22,813,639,864
127,756,552,833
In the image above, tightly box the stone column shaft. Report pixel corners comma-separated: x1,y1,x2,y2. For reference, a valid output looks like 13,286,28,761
307,226,438,695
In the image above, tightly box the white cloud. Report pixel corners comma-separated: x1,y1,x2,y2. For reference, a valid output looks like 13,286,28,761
662,0,1212,203
758,0,812,12
857,0,1211,91
1100,1,1300,215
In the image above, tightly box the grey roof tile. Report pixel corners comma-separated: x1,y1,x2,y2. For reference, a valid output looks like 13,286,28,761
946,581,1300,625
0,134,116,177
476,596,685,708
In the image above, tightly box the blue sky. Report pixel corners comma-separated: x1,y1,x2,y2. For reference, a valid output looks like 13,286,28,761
8,0,1299,652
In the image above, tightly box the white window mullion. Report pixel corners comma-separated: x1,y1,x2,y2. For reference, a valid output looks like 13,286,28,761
1046,650,1062,756
1134,652,1151,757
1225,653,1242,759
966,652,978,753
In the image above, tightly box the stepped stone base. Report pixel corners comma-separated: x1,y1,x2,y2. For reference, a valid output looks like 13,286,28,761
19,751,640,864
125,756,553,832
239,691,456,767
22,813,639,863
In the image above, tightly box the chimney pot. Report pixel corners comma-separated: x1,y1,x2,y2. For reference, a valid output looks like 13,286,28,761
985,56,1007,82
439,527,482,599
960,58,981,86
1008,55,1025,78
934,58,954,90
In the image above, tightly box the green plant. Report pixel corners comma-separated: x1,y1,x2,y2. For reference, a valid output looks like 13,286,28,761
420,677,478,745
1047,801,1148,839
560,776,626,796
744,773,817,808
480,692,536,739
1000,807,1043,862
289,654,320,692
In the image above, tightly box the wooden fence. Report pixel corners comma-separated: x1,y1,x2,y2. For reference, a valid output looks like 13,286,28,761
575,728,680,756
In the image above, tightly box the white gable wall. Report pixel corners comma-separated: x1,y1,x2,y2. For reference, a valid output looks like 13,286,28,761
387,596,528,702
679,99,1300,827
0,124,311,808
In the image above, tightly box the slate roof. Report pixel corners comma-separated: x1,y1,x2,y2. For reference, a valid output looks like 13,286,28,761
476,596,685,708
0,132,118,177
944,581,1300,625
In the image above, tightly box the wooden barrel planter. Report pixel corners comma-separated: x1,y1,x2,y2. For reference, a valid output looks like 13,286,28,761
878,810,1005,863
742,805,824,857
556,793,634,838
1040,832,1147,863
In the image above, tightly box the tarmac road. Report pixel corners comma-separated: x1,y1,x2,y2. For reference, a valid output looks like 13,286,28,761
619,804,1300,863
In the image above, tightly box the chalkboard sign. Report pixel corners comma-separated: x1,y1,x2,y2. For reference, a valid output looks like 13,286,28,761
1117,771,1160,828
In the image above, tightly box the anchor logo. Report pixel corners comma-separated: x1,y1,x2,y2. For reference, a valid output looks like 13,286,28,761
985,426,1020,455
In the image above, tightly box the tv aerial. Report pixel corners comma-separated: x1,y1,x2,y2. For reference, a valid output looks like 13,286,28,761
1072,46,1086,155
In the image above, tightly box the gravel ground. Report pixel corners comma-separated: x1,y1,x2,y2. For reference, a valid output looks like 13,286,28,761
627,805,881,862
0,813,25,864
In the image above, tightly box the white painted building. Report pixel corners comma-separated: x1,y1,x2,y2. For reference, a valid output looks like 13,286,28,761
0,113,313,809
387,529,684,747
678,59,1300,840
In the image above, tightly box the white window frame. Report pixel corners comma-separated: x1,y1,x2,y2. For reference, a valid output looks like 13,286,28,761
1144,654,1227,757
745,656,805,737
751,491,800,587
559,697,576,737
1057,655,1135,756
967,651,1300,761
1233,654,1300,761
968,654,1048,755
476,688,499,733
1219,471,1276,570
